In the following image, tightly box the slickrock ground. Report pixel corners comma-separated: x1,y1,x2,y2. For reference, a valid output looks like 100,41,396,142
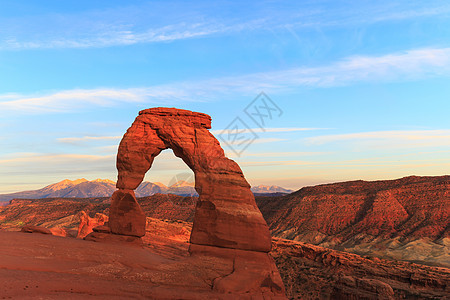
1,219,448,299
0,218,285,299
0,231,224,299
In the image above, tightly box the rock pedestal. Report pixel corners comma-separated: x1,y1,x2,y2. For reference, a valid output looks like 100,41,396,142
108,190,146,237
189,244,286,298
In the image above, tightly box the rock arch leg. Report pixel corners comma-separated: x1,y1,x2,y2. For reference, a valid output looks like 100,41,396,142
109,190,146,237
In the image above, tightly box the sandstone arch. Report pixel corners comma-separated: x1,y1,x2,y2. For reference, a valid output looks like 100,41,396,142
109,107,272,252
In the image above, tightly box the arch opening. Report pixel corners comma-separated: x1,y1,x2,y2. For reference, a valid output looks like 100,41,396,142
143,149,196,195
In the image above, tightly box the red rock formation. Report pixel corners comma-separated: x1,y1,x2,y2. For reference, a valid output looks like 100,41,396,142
0,197,108,234
271,238,450,299
20,225,52,235
49,227,68,237
108,190,146,237
111,107,272,252
189,244,285,297
258,175,450,245
77,211,109,238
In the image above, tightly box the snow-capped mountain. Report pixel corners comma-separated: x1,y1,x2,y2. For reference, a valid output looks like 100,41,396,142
0,179,293,202
251,185,293,194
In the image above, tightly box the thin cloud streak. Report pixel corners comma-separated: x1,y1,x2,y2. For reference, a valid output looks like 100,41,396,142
1,22,231,50
0,87,192,113
210,127,326,135
1,2,449,50
306,130,450,144
0,153,114,164
58,136,122,144
251,47,450,88
305,130,450,149
226,151,329,158
239,157,450,168
1,47,449,114
251,138,286,144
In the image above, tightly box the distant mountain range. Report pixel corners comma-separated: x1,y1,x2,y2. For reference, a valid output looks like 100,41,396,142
250,185,293,194
0,179,293,202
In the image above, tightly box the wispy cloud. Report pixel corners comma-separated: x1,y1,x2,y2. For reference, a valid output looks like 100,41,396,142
0,153,116,193
0,87,195,114
251,138,286,144
257,47,450,88
1,22,235,50
0,153,114,164
210,127,325,135
2,47,449,115
369,4,450,23
58,135,122,144
226,151,329,158
306,129,450,148
1,1,449,50
95,145,119,153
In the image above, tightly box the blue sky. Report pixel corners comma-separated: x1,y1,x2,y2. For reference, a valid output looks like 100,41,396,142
1,0,449,193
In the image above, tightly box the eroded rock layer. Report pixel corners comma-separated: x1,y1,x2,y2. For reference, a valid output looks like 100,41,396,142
111,107,272,252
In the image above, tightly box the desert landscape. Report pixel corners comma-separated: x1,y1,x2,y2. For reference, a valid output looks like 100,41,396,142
0,107,449,299
1,176,449,299
1,1,450,299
